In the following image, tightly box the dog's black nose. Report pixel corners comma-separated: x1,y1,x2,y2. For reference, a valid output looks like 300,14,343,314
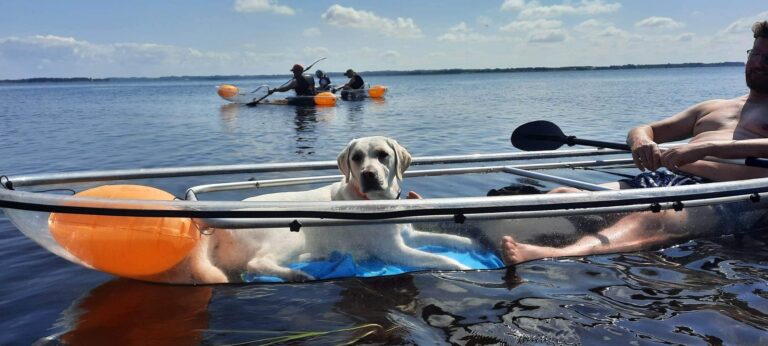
361,171,376,181
360,171,381,191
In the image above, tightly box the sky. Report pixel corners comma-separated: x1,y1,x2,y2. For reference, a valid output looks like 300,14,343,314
0,0,766,79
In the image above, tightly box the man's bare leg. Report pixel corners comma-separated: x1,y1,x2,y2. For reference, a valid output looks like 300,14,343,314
501,210,688,264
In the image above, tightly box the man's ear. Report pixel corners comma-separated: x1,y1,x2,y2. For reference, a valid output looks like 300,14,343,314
386,138,412,181
337,139,357,182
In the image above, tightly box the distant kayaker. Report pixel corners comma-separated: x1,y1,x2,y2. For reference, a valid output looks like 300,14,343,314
335,69,364,90
315,70,332,92
332,69,366,100
501,20,768,265
269,64,316,96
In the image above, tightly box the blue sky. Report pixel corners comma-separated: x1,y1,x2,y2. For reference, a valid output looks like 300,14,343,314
0,0,766,79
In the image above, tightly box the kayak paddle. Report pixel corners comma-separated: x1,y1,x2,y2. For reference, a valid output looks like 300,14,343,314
246,90,274,107
511,120,768,168
511,120,631,151
247,57,327,107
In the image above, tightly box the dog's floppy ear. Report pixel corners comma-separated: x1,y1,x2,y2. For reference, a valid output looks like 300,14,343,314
386,138,412,181
337,138,357,182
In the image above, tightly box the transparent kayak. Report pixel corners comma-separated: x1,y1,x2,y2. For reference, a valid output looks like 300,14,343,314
338,85,388,100
2,148,767,284
217,84,337,106
217,84,387,106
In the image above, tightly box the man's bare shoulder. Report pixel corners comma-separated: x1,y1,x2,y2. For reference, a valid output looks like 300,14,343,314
692,96,746,113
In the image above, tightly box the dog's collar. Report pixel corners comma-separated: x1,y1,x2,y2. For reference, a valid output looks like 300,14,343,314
353,184,369,200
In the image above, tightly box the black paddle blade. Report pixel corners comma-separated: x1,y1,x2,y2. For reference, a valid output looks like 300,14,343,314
511,120,568,151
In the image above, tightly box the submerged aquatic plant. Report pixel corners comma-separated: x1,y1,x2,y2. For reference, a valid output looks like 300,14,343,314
204,323,384,345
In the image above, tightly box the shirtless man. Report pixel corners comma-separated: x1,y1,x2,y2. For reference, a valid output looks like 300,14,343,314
502,20,768,264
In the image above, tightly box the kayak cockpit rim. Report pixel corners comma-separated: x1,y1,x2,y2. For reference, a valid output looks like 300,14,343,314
3,148,626,188
2,147,767,229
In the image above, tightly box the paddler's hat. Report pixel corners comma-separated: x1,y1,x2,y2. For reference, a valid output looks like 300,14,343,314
291,64,304,72
344,69,354,77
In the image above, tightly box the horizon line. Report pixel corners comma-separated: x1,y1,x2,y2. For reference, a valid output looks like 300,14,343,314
0,61,745,83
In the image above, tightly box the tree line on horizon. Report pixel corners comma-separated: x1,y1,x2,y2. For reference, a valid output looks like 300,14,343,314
0,62,744,83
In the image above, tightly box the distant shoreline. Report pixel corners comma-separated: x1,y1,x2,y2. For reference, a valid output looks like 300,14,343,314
0,62,744,84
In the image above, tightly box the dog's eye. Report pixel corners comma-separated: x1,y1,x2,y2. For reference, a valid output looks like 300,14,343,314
377,151,389,161
351,153,363,162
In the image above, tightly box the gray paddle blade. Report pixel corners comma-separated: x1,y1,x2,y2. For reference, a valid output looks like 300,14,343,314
511,120,568,151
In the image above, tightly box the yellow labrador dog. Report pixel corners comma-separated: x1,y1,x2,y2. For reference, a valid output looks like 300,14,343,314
296,136,477,270
159,136,475,284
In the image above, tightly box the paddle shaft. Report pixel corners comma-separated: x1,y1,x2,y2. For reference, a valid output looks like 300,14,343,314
554,135,630,151
553,134,768,168
246,92,272,107
513,121,768,168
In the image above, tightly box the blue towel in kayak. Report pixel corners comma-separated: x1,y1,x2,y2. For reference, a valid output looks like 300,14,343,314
244,246,504,283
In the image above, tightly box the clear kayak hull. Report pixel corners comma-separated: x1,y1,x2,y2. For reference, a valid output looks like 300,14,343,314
217,84,338,106
3,148,767,284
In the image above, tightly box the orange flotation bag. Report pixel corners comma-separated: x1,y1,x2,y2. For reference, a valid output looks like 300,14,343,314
49,185,200,277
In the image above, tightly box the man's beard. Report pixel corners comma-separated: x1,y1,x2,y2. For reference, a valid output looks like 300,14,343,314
746,69,768,93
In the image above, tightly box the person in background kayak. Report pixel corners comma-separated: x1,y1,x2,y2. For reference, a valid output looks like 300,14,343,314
333,69,366,100
315,70,332,92
501,20,768,265
333,69,365,91
269,64,316,96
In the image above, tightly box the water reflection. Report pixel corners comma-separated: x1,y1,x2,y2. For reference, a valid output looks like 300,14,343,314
46,279,212,345
328,269,525,344
333,275,422,344
294,106,318,156
293,106,336,157
218,103,240,132
344,102,366,130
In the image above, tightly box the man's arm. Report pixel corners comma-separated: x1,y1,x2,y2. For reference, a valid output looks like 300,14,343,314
626,100,713,171
661,139,768,168
334,79,350,92
271,79,297,93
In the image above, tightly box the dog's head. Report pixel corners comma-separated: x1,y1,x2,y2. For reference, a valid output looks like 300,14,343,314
337,136,412,200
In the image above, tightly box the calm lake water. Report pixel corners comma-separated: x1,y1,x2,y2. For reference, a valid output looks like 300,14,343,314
2,67,768,344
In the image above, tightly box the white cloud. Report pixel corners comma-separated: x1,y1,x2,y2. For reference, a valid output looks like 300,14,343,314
381,50,400,60
0,34,312,78
438,22,497,42
719,11,768,36
573,19,631,40
527,30,566,43
500,19,563,32
500,0,526,12
476,16,494,27
519,0,621,19
302,46,329,57
592,26,630,39
635,17,684,29
303,27,321,37
234,0,295,15
574,19,611,31
321,5,422,39
1,35,109,63
675,33,695,42
576,0,622,14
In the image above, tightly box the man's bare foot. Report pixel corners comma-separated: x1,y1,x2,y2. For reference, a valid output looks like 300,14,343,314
500,235,561,265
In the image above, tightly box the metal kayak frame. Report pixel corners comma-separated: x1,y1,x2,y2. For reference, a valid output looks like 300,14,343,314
2,148,768,230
